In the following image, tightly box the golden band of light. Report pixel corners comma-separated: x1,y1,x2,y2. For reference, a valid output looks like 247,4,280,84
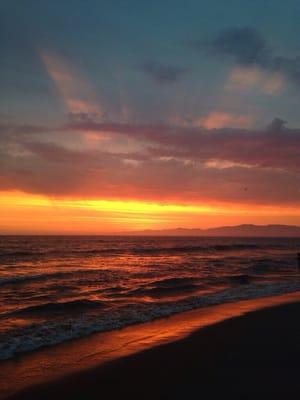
0,191,299,234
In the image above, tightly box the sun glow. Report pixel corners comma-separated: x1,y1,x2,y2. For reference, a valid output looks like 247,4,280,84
0,191,300,234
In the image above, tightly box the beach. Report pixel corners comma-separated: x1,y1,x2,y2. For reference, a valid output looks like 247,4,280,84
2,292,300,400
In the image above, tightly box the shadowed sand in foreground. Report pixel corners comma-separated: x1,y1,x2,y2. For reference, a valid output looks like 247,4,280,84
5,297,300,400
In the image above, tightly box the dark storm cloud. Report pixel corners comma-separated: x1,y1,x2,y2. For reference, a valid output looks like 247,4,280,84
201,27,300,85
140,61,187,84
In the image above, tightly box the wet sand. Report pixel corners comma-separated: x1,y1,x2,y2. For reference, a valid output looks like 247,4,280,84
2,292,300,400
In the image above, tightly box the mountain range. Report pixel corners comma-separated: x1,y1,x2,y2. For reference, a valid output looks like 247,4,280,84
125,224,300,237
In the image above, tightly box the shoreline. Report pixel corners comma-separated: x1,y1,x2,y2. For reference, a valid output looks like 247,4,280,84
1,291,300,399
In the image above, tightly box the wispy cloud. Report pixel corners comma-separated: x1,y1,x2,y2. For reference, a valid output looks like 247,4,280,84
41,51,103,115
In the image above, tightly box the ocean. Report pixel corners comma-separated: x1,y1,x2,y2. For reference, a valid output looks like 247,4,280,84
0,235,300,360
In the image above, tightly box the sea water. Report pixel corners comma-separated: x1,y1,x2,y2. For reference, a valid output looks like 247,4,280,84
0,235,299,360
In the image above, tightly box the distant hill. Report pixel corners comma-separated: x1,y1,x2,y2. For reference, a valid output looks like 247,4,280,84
124,224,300,237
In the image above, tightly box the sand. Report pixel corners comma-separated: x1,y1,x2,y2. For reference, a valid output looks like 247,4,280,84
3,293,300,400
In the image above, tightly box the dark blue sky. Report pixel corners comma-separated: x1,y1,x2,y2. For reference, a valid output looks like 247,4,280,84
1,0,300,126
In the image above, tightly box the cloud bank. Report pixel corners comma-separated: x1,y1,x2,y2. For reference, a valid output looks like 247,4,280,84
1,116,299,206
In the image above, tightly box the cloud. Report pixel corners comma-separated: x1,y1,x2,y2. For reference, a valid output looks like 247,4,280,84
208,27,268,65
141,61,187,84
41,51,103,115
196,112,252,129
2,117,300,173
68,117,300,171
1,137,298,206
226,66,285,94
1,116,300,207
266,118,287,132
202,27,300,87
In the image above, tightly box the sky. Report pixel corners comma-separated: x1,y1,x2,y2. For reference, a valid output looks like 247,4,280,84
1,0,300,233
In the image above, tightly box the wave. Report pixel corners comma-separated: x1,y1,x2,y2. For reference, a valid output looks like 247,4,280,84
249,259,290,273
103,278,202,299
227,274,253,285
0,250,45,258
150,277,199,287
0,268,114,287
0,243,266,260
129,278,201,297
1,281,299,361
128,284,200,297
131,243,262,255
0,271,77,286
4,299,106,318
212,244,260,251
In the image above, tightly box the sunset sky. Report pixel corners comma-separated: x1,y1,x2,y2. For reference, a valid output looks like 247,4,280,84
1,1,300,233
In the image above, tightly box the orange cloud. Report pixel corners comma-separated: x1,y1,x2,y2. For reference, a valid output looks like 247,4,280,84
227,67,285,95
204,159,254,169
199,112,252,129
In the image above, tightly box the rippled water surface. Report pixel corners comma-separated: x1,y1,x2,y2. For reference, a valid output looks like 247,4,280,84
0,235,300,360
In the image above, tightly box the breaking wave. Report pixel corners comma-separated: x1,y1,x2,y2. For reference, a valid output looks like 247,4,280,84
1,281,299,361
